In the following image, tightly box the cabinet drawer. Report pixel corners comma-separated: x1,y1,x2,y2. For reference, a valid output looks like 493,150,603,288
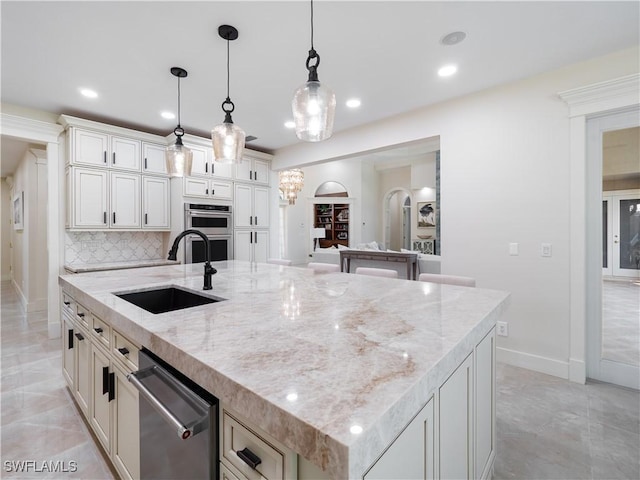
222,411,285,480
112,330,139,371
75,302,90,329
91,314,111,349
220,462,242,480
61,292,76,317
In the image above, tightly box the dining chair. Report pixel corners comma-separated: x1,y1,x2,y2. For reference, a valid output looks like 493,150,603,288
267,258,293,266
418,273,476,287
355,267,399,279
307,262,341,273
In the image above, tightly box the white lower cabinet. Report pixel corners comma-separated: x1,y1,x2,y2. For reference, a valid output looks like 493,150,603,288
60,291,140,480
112,363,140,480
91,344,112,453
474,328,495,480
235,230,268,263
364,397,435,479
439,354,474,480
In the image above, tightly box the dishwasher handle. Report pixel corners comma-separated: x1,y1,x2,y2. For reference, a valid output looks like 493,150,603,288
127,366,207,440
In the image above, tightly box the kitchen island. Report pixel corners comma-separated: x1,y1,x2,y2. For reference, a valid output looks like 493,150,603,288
59,261,509,479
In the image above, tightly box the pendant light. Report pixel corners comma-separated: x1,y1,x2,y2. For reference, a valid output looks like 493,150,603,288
292,0,336,142
212,25,245,164
165,67,193,177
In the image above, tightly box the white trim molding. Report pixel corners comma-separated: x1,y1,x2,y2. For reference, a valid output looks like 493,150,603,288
560,74,640,384
1,113,63,143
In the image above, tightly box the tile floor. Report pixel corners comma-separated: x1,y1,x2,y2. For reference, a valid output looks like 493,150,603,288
1,281,639,479
602,278,640,367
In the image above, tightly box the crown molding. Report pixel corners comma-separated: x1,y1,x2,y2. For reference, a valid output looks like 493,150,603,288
559,74,640,117
1,113,63,143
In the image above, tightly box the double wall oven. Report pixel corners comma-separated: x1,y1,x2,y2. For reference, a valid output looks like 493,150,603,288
184,204,232,263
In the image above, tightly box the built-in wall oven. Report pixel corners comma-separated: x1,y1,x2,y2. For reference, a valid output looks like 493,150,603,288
184,204,233,263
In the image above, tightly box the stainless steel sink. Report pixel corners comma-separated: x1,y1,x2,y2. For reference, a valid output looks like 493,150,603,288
115,287,224,314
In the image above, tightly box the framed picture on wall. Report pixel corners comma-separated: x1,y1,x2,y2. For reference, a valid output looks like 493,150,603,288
417,201,436,227
13,191,24,230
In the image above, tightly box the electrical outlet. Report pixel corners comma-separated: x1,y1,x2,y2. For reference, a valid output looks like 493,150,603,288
509,243,519,256
497,321,509,337
541,243,552,257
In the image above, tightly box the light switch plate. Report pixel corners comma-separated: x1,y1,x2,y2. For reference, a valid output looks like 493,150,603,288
541,243,552,257
509,243,519,256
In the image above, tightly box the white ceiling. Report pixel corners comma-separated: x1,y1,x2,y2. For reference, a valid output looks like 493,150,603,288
1,1,639,176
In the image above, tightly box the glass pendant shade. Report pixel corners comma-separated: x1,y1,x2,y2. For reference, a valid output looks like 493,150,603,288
292,80,336,142
165,137,193,177
212,119,245,164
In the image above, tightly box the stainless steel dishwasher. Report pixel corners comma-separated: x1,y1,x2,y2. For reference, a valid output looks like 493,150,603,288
128,349,218,479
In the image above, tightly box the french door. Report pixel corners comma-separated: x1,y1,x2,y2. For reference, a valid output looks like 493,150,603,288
603,191,640,278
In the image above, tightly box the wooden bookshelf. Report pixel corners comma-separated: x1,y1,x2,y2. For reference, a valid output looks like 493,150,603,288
315,203,349,247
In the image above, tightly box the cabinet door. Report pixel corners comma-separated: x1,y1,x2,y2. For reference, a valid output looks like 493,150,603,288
234,184,253,228
439,353,473,480
252,158,270,185
91,344,112,453
142,176,170,229
211,160,233,179
253,186,270,228
62,314,75,389
188,144,209,177
110,172,140,228
254,230,269,263
235,158,252,182
74,327,91,417
184,177,209,198
210,180,232,200
142,142,167,175
74,129,108,167
112,364,140,480
364,397,434,480
111,136,141,171
73,168,108,228
234,230,252,262
475,328,495,479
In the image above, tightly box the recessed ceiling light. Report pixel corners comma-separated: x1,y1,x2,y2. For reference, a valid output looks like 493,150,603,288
79,88,98,98
438,65,458,77
161,111,175,120
346,98,361,108
440,31,466,46
284,121,296,129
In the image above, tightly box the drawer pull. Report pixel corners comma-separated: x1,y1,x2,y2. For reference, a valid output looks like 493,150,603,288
77,312,85,318
102,366,109,395
74,332,85,341
118,347,130,356
94,327,103,334
63,301,70,306
237,447,262,470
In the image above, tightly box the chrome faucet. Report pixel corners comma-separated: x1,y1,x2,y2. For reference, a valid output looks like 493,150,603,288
168,229,216,290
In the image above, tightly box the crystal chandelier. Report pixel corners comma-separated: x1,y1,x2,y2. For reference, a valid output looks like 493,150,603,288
279,169,304,205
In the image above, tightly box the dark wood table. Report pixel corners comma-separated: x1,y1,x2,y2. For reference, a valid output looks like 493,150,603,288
339,250,418,280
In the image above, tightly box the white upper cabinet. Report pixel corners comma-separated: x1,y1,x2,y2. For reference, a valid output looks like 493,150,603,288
211,161,233,179
143,176,170,229
74,129,109,167
110,137,141,171
71,167,109,228
186,144,210,177
110,172,140,228
235,154,270,185
142,142,167,175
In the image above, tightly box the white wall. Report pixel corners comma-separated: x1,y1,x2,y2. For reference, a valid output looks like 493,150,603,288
273,47,640,379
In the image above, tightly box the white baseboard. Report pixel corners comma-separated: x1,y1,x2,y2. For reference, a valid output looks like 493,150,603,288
11,279,27,311
26,297,48,313
497,347,570,380
569,358,586,384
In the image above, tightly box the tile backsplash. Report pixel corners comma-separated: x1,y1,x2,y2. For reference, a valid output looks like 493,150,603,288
65,231,164,265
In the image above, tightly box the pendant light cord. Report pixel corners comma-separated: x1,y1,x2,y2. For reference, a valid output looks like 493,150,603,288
226,37,230,100
176,76,182,127
310,0,314,50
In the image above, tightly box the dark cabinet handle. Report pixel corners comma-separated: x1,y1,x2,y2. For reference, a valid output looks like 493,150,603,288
68,329,74,349
211,164,214,174
249,216,253,225
102,366,109,395
74,332,85,341
237,447,261,470
94,327,103,334
205,163,208,173
206,188,209,195
108,372,115,402
144,157,147,170
77,312,85,318
112,152,116,164
118,347,129,356
113,212,116,224
104,212,107,224
103,151,107,164
254,171,257,181
254,216,257,225
63,301,70,306
144,213,148,225
212,189,215,196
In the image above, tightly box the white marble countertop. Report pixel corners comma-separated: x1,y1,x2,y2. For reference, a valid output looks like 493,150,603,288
58,261,509,478
63,259,180,273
